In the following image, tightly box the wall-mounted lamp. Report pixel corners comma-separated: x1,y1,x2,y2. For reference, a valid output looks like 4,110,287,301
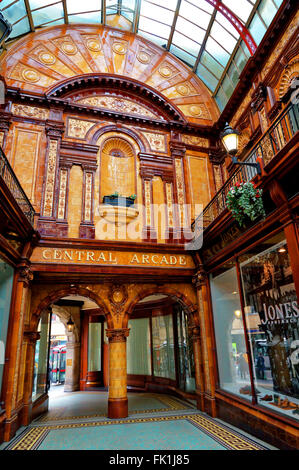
67,316,74,333
220,123,261,175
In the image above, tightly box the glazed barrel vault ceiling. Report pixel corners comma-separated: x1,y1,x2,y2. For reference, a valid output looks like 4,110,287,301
0,0,284,113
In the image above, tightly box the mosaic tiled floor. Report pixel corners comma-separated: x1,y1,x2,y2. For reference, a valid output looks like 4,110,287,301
1,391,273,450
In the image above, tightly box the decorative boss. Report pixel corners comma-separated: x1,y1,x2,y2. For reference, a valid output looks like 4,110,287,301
226,181,265,227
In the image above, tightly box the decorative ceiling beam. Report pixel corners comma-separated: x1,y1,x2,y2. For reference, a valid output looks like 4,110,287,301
24,0,35,32
133,0,141,33
204,0,257,55
166,0,181,51
193,8,217,72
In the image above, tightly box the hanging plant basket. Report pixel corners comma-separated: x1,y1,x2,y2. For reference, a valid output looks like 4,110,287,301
226,181,266,227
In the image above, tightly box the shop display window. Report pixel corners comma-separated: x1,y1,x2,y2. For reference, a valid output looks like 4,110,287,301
210,263,252,400
240,232,299,421
176,306,196,393
127,318,151,375
0,260,14,397
88,322,102,372
152,314,176,380
32,310,51,401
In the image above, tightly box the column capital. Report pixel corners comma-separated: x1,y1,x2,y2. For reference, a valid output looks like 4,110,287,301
192,267,207,288
106,328,130,343
23,330,40,343
45,119,65,139
17,264,33,285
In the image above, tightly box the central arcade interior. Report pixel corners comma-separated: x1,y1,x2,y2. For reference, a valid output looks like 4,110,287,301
34,293,196,418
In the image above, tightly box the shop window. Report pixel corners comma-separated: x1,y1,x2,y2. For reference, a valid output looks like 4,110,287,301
127,318,151,375
176,306,196,393
88,322,102,372
152,314,176,380
210,264,251,400
240,232,299,421
32,310,51,401
0,260,14,397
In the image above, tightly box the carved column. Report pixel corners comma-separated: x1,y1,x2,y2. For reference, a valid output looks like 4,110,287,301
193,268,217,417
106,328,130,419
79,163,97,239
38,119,64,236
56,162,71,237
21,331,40,425
64,342,81,392
3,263,33,441
170,142,190,242
190,325,205,412
0,111,12,150
140,169,157,242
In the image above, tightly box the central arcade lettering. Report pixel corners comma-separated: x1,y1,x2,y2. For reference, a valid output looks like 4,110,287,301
41,249,187,267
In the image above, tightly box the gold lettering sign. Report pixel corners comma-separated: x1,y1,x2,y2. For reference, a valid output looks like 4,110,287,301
31,247,194,269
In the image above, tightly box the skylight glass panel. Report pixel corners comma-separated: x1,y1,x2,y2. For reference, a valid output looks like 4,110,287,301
175,17,206,45
200,51,224,80
31,3,64,27
68,11,102,23
196,62,218,92
185,0,214,14
172,31,201,58
215,87,227,111
258,0,279,27
179,1,212,29
210,21,238,53
0,0,18,8
222,74,234,99
249,13,267,45
1,0,27,25
29,0,57,8
205,36,230,68
66,0,101,14
170,44,197,67
140,1,175,26
138,17,171,39
222,0,254,23
137,30,168,48
214,12,239,40
9,16,30,38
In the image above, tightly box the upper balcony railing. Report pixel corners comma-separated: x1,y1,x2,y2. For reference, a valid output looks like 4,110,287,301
0,146,35,226
192,101,299,235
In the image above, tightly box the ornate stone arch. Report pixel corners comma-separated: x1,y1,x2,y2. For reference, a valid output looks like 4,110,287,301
31,286,112,330
88,123,147,152
123,285,198,328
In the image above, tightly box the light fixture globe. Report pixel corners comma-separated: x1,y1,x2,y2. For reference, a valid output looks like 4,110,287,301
0,12,12,46
220,122,240,156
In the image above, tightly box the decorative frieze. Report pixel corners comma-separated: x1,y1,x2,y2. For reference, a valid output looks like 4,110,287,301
141,132,166,153
67,118,95,139
12,104,49,120
76,95,159,119
181,135,209,148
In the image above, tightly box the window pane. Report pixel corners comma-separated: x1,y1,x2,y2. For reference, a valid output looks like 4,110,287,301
240,233,299,422
222,0,253,23
127,318,151,375
0,261,14,397
32,311,50,402
215,87,228,111
67,0,101,14
210,264,251,400
210,21,238,53
138,17,170,39
170,44,196,67
140,1,175,25
176,16,206,44
258,0,278,27
8,16,30,38
32,3,64,27
172,31,201,57
2,0,27,24
88,322,101,371
152,314,175,380
68,11,102,23
201,50,224,79
196,62,218,92
205,36,230,68
179,0,212,29
249,13,267,45
222,74,234,99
